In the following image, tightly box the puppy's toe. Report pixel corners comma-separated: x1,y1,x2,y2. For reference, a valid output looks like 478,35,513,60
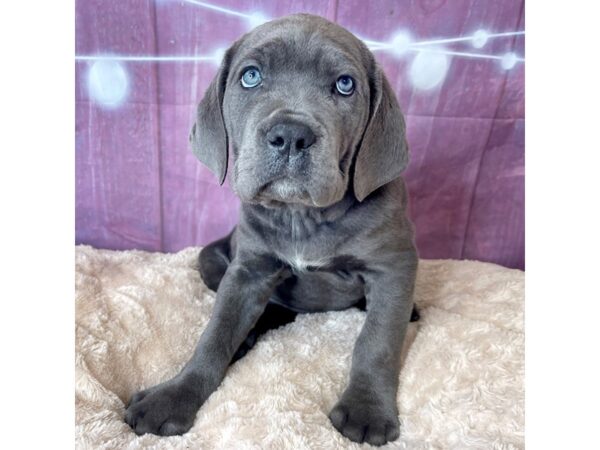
125,390,148,409
385,422,401,442
365,424,388,446
343,423,367,444
123,406,141,429
158,420,191,436
328,405,348,430
329,404,370,443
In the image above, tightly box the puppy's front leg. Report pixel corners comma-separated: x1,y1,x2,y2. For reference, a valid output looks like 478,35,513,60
125,253,288,436
329,252,417,446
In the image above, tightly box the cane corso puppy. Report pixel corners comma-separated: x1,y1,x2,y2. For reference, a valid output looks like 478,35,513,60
125,13,419,446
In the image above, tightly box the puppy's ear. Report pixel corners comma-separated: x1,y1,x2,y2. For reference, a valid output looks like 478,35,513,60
190,47,236,184
353,64,409,201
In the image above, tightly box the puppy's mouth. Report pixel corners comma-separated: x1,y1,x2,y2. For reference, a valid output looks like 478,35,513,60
257,178,313,206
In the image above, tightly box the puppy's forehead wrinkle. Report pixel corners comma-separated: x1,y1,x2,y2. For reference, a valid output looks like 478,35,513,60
237,41,363,80
233,17,368,81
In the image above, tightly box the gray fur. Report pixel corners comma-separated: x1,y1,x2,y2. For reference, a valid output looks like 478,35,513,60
126,14,417,446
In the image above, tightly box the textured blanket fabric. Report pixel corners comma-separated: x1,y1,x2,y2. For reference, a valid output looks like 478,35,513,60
75,246,524,449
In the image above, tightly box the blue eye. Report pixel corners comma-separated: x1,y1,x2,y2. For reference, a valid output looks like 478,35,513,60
336,75,355,96
241,67,262,88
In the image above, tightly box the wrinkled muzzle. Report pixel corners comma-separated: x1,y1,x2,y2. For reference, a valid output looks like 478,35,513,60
232,110,347,208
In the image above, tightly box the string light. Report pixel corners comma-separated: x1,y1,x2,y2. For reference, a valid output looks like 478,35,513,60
179,0,269,28
86,59,129,109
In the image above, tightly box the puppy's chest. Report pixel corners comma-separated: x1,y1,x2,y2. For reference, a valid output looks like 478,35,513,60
283,249,332,273
277,241,365,275
264,205,363,273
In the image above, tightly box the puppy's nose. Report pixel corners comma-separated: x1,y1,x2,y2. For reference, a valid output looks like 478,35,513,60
266,122,316,153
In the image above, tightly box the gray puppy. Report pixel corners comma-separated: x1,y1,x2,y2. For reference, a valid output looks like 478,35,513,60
125,13,418,446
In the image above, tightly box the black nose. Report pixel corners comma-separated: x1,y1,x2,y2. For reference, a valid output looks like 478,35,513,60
266,122,316,153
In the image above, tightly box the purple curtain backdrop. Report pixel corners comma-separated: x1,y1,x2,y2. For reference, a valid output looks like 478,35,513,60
75,0,524,269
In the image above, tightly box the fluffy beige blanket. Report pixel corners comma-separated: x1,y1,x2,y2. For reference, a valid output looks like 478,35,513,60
75,245,524,449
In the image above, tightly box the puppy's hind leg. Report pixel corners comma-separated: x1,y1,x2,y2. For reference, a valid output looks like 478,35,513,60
198,232,233,292
354,297,420,322
230,302,297,364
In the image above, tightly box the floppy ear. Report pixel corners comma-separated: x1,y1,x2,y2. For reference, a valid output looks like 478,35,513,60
189,48,235,184
353,65,409,201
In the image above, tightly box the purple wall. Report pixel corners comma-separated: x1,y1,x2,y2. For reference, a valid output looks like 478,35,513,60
75,0,524,269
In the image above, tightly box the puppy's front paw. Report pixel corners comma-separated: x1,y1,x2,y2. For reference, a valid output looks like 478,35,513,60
124,377,202,436
329,388,400,446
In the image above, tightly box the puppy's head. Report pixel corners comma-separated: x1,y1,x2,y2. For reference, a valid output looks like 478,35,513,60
191,14,408,207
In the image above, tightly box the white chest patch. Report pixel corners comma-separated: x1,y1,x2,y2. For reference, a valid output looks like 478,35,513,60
285,252,330,272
